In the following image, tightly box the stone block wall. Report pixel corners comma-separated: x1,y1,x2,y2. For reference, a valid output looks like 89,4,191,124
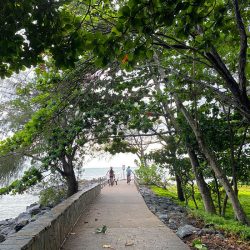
0,183,101,250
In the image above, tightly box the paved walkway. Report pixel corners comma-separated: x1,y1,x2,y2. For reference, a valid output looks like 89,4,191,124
62,180,189,250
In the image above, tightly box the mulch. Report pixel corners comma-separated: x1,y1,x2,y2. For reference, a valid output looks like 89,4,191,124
184,234,250,250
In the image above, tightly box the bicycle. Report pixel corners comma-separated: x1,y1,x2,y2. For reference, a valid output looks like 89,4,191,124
108,176,115,186
127,175,131,184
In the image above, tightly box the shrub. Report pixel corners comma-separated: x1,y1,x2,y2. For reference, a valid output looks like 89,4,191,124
135,164,162,186
39,186,67,207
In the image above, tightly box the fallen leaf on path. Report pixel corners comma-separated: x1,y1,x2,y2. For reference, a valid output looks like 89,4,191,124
96,225,107,233
102,244,114,249
125,241,134,246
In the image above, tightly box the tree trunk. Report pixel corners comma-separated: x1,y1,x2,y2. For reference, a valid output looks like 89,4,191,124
213,174,222,216
222,194,228,217
153,53,248,223
229,123,238,197
174,95,249,225
191,181,198,209
175,174,185,201
65,170,78,197
61,156,78,197
186,146,216,214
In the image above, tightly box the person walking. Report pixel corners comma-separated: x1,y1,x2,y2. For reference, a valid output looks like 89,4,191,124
107,167,115,186
126,166,132,184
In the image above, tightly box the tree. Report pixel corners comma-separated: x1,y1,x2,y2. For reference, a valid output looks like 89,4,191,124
1,0,68,77
1,0,249,224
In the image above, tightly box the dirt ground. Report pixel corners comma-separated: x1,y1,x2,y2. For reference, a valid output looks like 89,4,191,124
184,234,250,250
182,216,250,249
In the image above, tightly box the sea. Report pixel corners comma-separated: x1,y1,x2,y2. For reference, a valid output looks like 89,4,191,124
80,167,133,180
0,167,137,220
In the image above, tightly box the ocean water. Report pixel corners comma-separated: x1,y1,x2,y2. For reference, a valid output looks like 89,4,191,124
0,167,137,220
80,167,136,180
0,193,38,220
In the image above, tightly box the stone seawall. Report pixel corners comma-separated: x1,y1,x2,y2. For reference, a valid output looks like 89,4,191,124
0,183,101,250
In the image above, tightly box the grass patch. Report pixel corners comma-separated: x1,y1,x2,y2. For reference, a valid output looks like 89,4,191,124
150,185,179,201
150,185,250,240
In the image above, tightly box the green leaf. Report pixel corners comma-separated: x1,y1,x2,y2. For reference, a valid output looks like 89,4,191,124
146,50,153,59
119,6,130,17
95,225,107,234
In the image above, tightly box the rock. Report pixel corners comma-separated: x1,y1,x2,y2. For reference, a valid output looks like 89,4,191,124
168,221,178,230
148,206,157,213
16,212,31,223
29,211,47,222
15,220,29,232
168,218,177,224
200,228,216,235
26,204,41,216
6,229,16,236
0,226,14,235
41,206,51,211
0,223,13,232
168,212,183,223
176,225,200,239
0,220,9,226
158,214,168,221
173,206,186,213
0,204,51,244
0,234,5,242
7,218,15,224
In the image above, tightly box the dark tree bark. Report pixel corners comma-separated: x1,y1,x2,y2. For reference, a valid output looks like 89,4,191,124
190,180,198,209
65,168,78,197
205,48,250,122
175,174,185,201
226,110,239,197
213,174,222,216
222,194,229,217
232,0,248,94
60,148,78,197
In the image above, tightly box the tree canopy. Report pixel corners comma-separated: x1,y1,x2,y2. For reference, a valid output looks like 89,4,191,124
0,0,249,225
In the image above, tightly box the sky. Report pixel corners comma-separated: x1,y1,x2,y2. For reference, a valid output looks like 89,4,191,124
83,152,138,168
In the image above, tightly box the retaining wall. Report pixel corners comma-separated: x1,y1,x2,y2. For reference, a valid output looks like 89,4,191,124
0,183,101,250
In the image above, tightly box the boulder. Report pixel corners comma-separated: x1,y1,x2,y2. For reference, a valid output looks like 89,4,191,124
26,204,41,216
26,203,38,210
6,218,15,224
15,220,29,232
199,228,217,235
168,219,178,230
0,234,5,243
29,211,47,222
6,229,16,236
0,220,9,226
16,212,31,223
176,225,200,239
0,226,14,235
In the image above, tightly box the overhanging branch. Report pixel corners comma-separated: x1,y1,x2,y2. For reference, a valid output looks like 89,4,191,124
232,0,248,94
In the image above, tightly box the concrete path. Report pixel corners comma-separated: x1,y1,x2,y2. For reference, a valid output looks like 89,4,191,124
61,180,190,250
